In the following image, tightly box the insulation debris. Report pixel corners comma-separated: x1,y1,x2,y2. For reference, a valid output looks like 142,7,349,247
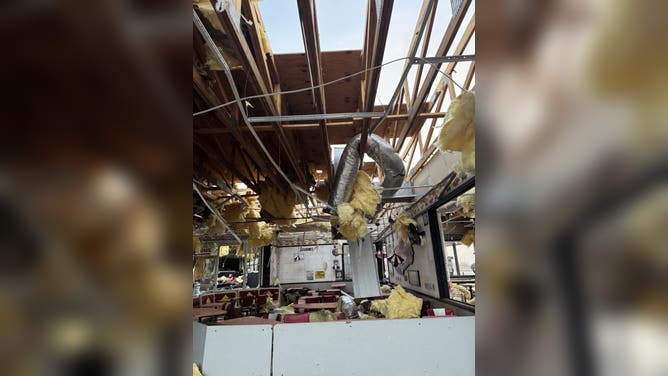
461,229,475,246
348,171,380,216
248,225,275,248
370,285,422,319
259,185,297,225
193,236,202,254
309,310,339,322
205,214,226,236
395,211,418,241
381,285,393,294
457,195,476,218
438,91,476,174
258,296,275,314
193,363,203,376
336,203,368,240
450,283,472,302
222,202,249,235
437,91,475,152
245,200,263,239
333,171,379,240
275,304,295,315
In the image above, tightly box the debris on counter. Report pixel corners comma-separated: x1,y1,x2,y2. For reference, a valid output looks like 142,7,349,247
370,285,422,319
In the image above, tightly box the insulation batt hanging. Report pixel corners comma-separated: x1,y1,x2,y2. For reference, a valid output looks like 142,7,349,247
258,184,297,225
348,171,381,216
438,91,475,174
329,133,405,209
395,211,418,241
334,171,380,241
461,228,475,246
336,202,367,240
457,194,475,218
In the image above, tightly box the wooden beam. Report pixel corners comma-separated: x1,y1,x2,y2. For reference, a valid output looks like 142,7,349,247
297,0,332,182
362,0,394,112
193,64,280,186
411,0,438,102
360,0,394,161
208,1,308,188
395,0,471,152
241,1,274,97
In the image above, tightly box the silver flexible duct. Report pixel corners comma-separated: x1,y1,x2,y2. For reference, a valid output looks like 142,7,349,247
328,134,405,210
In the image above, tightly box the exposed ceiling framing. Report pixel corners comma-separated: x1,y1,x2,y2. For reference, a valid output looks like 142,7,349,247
192,0,475,223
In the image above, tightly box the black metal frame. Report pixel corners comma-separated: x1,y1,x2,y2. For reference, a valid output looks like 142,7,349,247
427,176,475,299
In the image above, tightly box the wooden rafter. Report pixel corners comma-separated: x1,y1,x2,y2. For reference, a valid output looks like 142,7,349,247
395,0,471,152
411,0,438,101
297,0,332,183
204,1,308,188
360,0,394,158
193,66,275,183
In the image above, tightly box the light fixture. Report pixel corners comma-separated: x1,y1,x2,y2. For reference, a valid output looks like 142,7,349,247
236,182,247,190
315,169,323,174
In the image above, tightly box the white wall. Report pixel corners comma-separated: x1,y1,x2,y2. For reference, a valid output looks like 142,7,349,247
195,317,475,376
272,244,339,284
273,317,475,375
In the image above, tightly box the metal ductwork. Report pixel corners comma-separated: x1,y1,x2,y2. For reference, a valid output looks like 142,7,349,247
328,133,405,211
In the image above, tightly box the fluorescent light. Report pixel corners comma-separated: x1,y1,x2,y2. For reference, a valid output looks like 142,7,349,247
315,169,323,174
236,182,247,190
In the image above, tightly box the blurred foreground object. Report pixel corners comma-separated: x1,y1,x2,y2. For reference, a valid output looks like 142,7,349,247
477,0,667,375
0,0,191,375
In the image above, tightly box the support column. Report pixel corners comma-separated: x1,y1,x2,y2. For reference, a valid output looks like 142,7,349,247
348,234,381,297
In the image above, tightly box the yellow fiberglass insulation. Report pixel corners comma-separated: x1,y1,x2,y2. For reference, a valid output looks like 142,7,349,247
336,203,368,240
461,229,475,246
395,211,418,241
309,310,339,322
248,225,275,248
205,214,226,236
348,171,380,216
370,285,422,319
457,195,475,218
245,204,263,239
193,363,203,376
222,202,249,235
438,91,475,152
193,236,202,254
259,185,297,225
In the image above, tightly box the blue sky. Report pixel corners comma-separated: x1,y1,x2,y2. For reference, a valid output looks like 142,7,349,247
257,0,472,105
